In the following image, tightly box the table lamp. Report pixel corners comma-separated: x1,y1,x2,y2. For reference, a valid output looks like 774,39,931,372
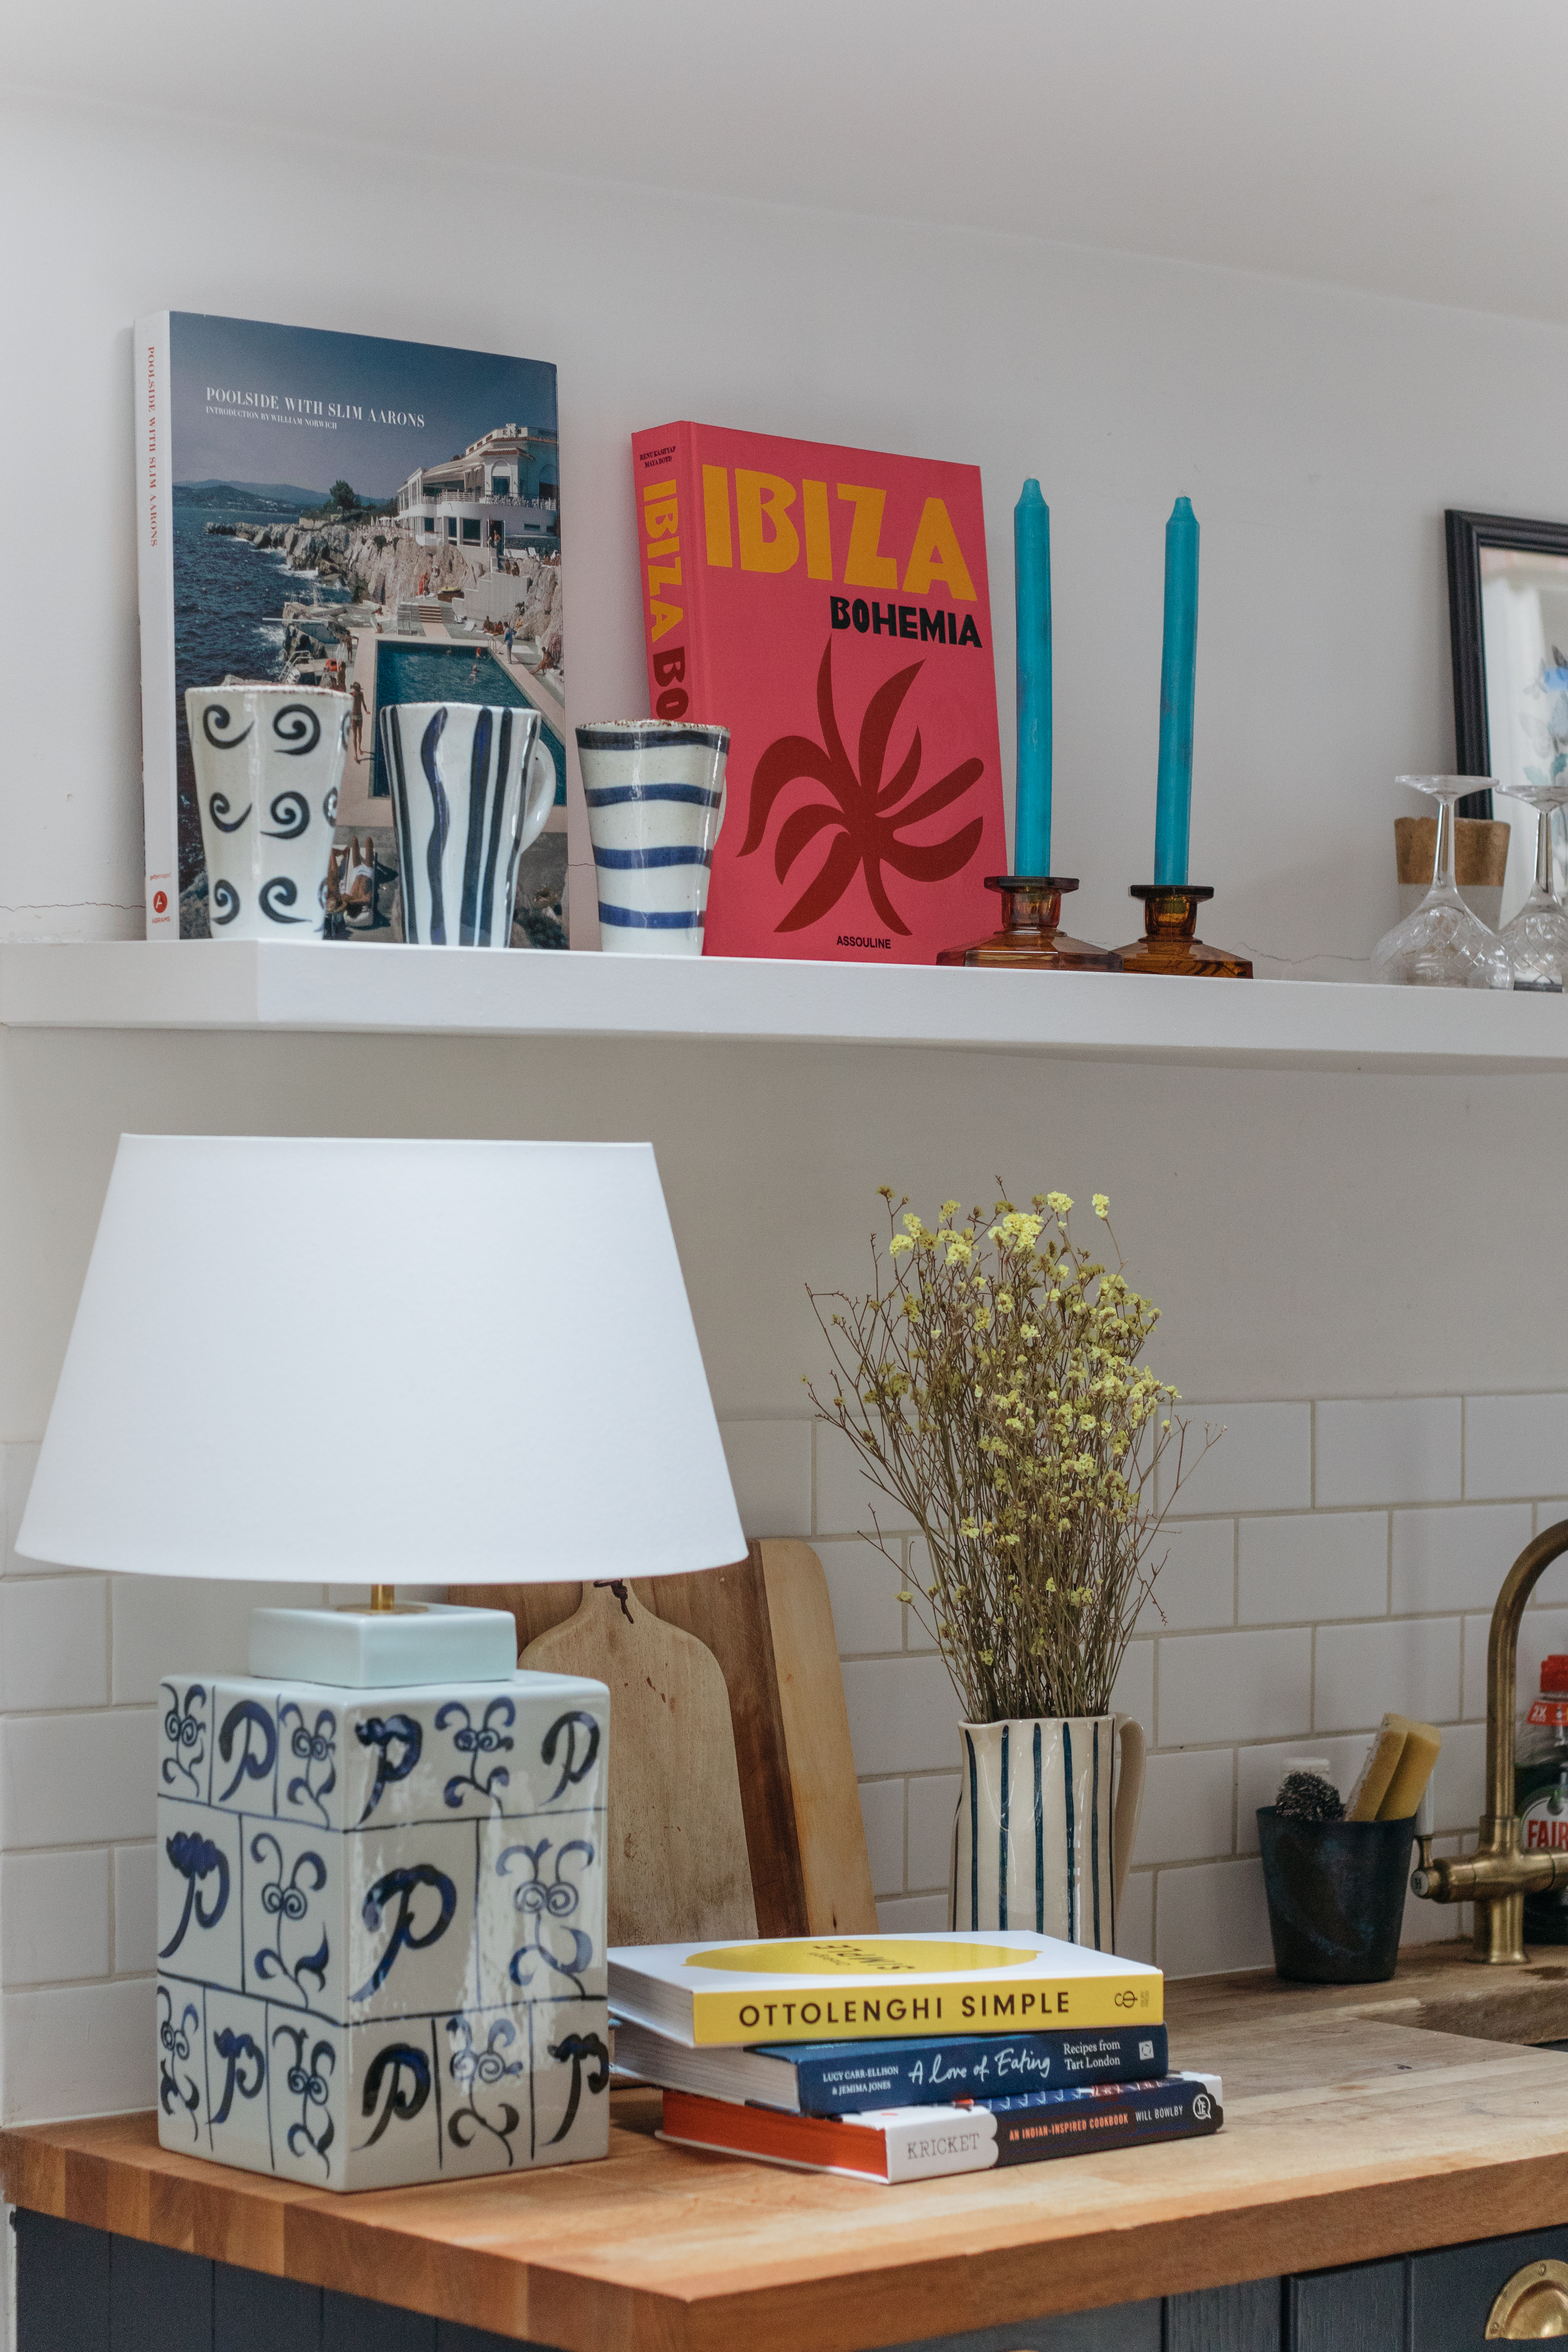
17,1134,744,2193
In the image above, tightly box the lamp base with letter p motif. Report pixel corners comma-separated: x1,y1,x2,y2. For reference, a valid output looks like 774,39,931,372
155,1666,609,2191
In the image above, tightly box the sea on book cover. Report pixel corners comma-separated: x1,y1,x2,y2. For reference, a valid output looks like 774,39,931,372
631,421,1008,965
135,311,568,944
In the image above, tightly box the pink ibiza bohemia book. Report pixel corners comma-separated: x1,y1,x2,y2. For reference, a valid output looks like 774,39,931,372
631,422,1008,964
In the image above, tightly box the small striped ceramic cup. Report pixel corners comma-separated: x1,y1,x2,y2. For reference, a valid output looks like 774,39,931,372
576,720,728,954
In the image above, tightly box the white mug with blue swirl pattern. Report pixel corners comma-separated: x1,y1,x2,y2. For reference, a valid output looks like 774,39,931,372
187,683,349,940
576,720,728,955
379,701,553,946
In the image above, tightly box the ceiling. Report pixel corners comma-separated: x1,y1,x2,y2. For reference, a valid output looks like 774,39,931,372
6,0,1567,326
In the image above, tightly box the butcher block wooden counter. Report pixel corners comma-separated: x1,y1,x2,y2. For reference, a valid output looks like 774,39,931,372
9,1942,1568,2351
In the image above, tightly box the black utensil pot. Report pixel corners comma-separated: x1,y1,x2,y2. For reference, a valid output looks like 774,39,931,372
1256,1808,1415,1983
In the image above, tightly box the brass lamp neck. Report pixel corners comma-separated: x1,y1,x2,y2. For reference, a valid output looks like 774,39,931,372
370,1585,396,1614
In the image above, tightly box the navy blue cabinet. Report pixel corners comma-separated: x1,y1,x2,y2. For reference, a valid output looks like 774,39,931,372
17,2208,1568,2351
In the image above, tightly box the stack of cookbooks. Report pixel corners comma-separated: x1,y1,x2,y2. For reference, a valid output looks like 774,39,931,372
608,1931,1221,2184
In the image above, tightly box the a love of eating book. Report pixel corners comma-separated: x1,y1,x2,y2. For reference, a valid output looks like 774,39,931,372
631,421,1008,964
612,2016,1169,2114
659,2073,1222,2183
606,1933,1162,2048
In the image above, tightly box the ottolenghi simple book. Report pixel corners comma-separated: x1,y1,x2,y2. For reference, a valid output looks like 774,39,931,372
607,1933,1162,2048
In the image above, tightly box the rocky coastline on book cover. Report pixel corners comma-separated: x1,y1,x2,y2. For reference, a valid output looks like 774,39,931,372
632,422,1008,965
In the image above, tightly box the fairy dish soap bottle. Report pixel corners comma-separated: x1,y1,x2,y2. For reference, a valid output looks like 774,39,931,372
1520,1652,1568,1945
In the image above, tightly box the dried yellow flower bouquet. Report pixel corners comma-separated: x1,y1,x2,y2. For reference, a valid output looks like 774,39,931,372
806,1188,1211,1724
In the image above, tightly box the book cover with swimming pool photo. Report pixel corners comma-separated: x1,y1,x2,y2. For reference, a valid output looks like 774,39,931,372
135,309,568,945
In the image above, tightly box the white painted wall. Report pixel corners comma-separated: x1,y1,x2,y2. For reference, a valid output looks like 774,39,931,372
4,88,1568,2146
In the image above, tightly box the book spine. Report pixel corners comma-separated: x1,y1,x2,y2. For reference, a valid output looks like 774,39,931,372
986,2076,1221,2171
135,312,176,937
631,424,708,725
794,2023,1170,2113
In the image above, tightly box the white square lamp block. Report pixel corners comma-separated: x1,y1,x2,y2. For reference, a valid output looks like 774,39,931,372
156,1666,609,2191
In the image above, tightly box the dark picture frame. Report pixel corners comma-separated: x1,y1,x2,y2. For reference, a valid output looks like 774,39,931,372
1446,507,1568,818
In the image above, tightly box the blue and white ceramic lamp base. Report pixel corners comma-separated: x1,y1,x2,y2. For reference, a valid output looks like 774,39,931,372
156,1665,610,2192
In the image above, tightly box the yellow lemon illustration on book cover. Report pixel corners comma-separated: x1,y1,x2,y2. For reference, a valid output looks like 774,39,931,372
684,1938,1032,1975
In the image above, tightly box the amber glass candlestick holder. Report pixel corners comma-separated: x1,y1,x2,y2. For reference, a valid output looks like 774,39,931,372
937,878,1121,970
1116,884,1252,977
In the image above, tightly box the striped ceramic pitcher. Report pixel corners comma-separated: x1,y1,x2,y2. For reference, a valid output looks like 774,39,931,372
951,1715,1146,1951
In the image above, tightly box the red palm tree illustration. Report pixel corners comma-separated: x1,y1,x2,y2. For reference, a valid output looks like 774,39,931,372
740,639,985,934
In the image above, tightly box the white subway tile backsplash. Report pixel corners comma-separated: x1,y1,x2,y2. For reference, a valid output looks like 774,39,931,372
0,1577,108,1711
1110,1639,1155,1732
110,1575,301,1706
1466,1394,1568,1502
857,1779,906,1898
1391,1504,1533,1616
1531,1504,1568,1602
1134,1748,1234,1866
1401,1870,1464,1947
1316,1398,1461,1509
817,1540,906,1656
1115,1868,1154,1965
1238,1513,1386,1626
903,1538,939,1651
2,1977,154,2123
1430,1718,1485,1839
0,1849,110,1985
839,1655,959,1777
113,1842,156,1976
1314,1616,1461,1733
815,1425,914,1538
1156,1858,1272,1975
0,1710,155,1848
2,1445,38,1576
906,1773,960,1893
1140,1519,1234,1633
1236,1736,1372,1853
1158,1629,1312,1748
875,1893,948,1932
718,1419,812,1539
1156,1404,1310,1517
0,1378,1558,2135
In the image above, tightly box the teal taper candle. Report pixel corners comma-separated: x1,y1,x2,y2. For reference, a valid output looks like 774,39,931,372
1153,495,1199,886
1014,480,1052,875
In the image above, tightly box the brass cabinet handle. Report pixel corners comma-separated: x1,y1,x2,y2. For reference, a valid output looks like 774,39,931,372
1487,2259,1568,2337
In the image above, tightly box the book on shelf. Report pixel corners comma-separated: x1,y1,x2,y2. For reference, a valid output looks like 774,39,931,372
630,419,1008,966
135,310,569,946
659,2073,1222,2183
606,1932,1162,2048
611,2015,1169,2113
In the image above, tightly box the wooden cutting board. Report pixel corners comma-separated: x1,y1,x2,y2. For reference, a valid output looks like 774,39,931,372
518,1580,758,1946
457,1539,876,1942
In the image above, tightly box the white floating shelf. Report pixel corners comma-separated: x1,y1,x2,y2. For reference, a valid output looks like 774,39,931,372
1,941,1566,1073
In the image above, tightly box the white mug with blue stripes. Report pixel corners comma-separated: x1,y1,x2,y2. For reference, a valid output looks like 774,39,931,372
576,720,728,954
379,700,553,946
952,1715,1146,1951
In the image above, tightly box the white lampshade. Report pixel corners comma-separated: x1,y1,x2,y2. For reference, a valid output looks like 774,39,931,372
18,1133,744,1588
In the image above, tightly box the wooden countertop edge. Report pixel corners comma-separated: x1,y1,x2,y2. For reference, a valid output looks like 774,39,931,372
8,2118,1568,2351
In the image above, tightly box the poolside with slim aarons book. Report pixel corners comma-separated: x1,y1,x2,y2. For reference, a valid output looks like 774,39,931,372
606,1934,1161,2048
631,420,1008,965
135,310,569,945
